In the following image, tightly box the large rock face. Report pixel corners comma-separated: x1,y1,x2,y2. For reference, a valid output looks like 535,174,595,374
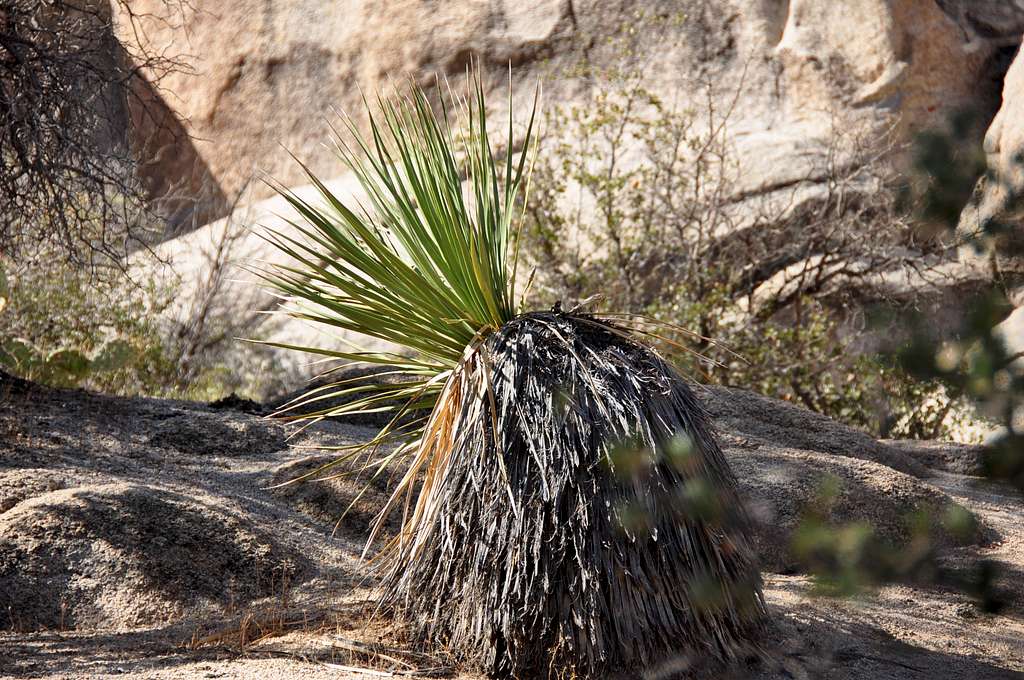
119,0,574,206
121,0,1010,214
773,0,995,134
121,0,1024,389
0,483,307,629
10,0,227,237
958,45,1024,263
956,42,1024,365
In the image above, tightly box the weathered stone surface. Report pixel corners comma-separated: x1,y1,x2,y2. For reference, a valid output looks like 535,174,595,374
958,47,1024,259
0,484,308,630
0,371,996,631
955,44,1024,365
0,374,360,632
774,0,995,136
118,0,572,207
120,0,1010,220
703,386,990,572
2,373,1023,677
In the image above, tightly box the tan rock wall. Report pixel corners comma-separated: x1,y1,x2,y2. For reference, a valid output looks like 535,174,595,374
119,0,1024,385
120,0,1005,226
118,0,578,206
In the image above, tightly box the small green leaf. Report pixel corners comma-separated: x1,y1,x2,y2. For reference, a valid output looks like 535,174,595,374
0,339,35,370
92,340,134,372
45,349,92,380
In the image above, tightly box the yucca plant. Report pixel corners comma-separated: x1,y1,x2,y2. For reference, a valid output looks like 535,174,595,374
260,77,767,678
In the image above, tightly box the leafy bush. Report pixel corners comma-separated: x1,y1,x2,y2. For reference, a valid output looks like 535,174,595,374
0,254,179,394
0,191,281,400
521,66,977,440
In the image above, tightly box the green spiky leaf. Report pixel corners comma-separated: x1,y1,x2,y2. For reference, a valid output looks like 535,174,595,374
259,76,538,520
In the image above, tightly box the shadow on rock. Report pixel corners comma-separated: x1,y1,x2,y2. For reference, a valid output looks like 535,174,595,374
0,484,311,631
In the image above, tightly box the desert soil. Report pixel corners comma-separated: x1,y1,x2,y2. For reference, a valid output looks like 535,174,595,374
1,374,1022,679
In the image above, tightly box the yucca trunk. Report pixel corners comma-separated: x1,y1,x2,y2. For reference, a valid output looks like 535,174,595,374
381,311,766,678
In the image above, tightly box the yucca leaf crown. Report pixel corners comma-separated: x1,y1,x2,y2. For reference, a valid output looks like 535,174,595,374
259,76,537,531
265,77,533,361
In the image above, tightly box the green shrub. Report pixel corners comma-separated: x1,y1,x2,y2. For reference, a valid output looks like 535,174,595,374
0,255,179,395
521,66,976,440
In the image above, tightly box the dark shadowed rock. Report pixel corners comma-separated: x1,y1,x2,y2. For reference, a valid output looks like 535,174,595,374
936,0,1024,42
269,451,403,544
0,483,309,630
703,385,926,476
0,469,65,513
885,439,988,477
147,412,286,457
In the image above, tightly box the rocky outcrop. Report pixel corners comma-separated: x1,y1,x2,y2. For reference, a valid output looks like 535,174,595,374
958,46,1024,265
2,372,1023,677
0,371,997,630
117,0,574,207
955,41,1024,365
773,0,997,134
119,0,1017,221
0,483,308,630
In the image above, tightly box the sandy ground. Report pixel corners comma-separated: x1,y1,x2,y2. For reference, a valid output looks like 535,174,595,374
3,473,1022,680
1,376,1023,679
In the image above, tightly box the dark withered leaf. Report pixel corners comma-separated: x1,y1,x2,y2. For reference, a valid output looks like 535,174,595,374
380,312,767,678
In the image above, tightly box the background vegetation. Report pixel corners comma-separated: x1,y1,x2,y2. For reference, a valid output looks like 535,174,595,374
0,251,175,394
0,6,1005,450
520,61,979,441
2,0,1023,637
